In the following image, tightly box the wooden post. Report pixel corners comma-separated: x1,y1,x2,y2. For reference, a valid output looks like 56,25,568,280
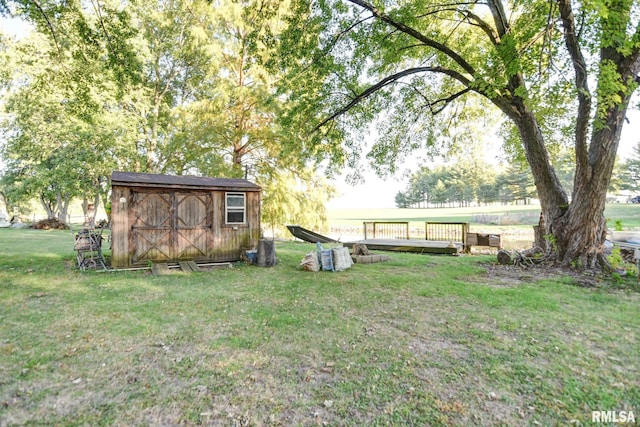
463,222,469,252
257,239,276,267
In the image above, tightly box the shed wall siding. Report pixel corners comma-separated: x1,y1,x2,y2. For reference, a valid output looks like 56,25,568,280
110,185,260,268
111,186,131,268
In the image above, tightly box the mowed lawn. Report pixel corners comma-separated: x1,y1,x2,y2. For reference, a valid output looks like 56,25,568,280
0,228,638,426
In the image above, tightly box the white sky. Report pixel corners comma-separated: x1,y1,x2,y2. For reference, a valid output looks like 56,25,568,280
0,15,32,38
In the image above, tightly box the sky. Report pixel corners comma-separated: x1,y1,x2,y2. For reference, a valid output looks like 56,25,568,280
0,15,32,38
1,15,639,210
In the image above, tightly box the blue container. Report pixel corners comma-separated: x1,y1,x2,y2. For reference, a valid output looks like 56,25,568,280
321,249,334,271
246,250,258,264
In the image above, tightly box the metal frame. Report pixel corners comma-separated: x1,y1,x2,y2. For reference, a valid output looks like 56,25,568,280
74,228,107,270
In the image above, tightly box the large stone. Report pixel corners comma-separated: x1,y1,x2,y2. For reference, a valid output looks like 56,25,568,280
0,208,9,228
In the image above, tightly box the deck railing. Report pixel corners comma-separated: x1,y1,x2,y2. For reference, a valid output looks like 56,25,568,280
363,221,469,248
363,221,410,240
425,222,469,248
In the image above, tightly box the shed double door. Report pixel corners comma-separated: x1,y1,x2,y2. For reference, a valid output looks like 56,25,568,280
131,190,212,263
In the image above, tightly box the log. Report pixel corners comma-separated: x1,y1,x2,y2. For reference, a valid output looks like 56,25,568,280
257,239,277,267
497,250,512,265
352,244,370,255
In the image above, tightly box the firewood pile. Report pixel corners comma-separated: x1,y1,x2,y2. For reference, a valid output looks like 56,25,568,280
497,247,544,267
619,248,637,264
33,218,69,230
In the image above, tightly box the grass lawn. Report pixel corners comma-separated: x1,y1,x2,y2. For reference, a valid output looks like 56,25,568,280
1,228,638,426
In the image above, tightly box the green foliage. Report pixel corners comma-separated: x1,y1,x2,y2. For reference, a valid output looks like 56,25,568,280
0,24,133,219
279,0,582,169
594,59,628,128
1,0,335,229
606,246,638,284
607,246,625,269
261,168,336,237
613,219,624,231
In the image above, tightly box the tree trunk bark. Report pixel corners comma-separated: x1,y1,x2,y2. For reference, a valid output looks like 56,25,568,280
505,105,568,253
57,193,70,224
40,194,55,220
554,94,630,267
257,239,277,267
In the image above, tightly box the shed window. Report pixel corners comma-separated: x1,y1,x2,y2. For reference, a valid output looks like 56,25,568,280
226,193,246,224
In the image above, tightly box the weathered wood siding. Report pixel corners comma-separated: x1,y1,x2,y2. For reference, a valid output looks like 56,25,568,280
210,190,261,263
111,178,261,268
111,185,131,267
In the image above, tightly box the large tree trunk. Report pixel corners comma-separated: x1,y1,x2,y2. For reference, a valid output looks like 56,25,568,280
507,87,635,268
494,41,638,269
508,101,628,268
554,92,632,268
495,97,569,248
40,194,56,220
549,0,640,267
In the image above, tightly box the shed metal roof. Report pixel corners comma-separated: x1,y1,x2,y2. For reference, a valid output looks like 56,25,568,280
111,171,261,191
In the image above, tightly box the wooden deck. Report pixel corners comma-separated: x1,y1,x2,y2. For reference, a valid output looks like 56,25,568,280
344,239,463,255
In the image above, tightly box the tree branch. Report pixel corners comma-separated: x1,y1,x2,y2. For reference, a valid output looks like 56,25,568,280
557,0,591,172
413,6,499,45
426,87,473,115
486,0,509,38
29,0,62,56
312,66,471,131
458,9,500,45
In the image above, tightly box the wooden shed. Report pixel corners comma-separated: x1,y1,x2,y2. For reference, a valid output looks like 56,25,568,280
110,171,261,268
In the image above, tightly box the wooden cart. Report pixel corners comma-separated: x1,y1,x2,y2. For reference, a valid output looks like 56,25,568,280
74,228,106,270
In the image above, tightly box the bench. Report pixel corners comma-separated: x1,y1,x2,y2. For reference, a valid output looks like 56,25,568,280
465,232,503,252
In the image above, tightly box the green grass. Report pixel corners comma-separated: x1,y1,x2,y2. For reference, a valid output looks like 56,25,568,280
0,228,639,426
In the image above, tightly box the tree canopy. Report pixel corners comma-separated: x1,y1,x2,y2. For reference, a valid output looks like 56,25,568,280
0,0,334,234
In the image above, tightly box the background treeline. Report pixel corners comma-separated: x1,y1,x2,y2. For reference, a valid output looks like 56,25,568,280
395,146,640,208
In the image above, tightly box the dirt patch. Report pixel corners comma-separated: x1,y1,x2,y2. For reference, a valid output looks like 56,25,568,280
476,262,615,288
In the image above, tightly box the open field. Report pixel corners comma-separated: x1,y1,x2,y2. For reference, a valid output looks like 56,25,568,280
1,228,638,426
